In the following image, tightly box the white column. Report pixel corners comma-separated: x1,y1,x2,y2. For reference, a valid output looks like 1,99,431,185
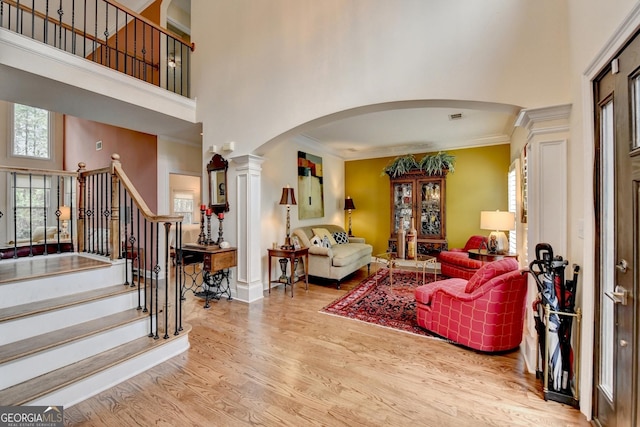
515,104,570,373
231,154,265,303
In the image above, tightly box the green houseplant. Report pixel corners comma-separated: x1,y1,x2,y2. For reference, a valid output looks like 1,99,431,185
382,152,455,177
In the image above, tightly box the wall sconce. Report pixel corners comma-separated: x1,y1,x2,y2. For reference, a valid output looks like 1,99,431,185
58,205,71,239
344,196,356,236
480,210,515,254
279,185,297,249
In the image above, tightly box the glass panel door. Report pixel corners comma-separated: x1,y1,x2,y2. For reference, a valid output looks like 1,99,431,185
420,181,441,237
392,182,413,234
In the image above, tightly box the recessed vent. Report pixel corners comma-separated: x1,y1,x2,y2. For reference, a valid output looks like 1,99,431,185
448,113,463,120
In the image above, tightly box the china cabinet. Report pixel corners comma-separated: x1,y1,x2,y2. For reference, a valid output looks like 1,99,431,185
388,170,447,255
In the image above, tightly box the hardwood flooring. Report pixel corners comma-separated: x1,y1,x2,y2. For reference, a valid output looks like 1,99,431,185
64,266,590,426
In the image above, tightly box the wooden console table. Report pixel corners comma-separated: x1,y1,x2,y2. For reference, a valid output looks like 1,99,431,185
267,247,309,297
180,244,237,308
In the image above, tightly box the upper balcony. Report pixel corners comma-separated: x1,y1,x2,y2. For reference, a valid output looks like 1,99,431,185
0,0,199,143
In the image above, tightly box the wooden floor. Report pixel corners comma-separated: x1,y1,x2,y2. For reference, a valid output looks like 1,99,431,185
64,266,590,426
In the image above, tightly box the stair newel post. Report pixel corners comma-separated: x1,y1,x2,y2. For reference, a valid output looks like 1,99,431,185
163,221,172,339
77,162,86,253
110,154,121,262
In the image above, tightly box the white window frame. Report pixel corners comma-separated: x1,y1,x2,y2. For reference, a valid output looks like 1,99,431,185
9,103,53,160
172,190,195,224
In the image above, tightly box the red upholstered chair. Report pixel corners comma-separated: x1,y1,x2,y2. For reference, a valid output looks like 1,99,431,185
414,258,527,352
438,235,488,279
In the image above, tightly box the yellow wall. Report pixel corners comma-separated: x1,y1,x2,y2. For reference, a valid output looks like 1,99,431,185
345,144,511,254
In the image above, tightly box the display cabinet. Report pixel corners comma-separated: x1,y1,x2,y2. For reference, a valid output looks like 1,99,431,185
388,171,447,255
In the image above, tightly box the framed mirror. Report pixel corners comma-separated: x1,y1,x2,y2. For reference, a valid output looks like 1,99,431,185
207,154,229,214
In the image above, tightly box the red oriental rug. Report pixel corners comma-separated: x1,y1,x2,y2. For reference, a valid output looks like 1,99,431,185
320,267,445,339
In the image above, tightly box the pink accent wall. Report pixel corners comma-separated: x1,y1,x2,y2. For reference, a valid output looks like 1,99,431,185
64,116,158,211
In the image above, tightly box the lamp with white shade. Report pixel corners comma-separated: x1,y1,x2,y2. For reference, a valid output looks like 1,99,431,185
480,210,515,254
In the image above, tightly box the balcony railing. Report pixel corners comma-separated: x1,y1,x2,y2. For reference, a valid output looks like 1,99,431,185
0,0,193,97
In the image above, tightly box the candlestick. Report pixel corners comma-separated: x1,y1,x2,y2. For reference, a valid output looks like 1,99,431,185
197,206,206,245
217,215,224,244
206,210,213,244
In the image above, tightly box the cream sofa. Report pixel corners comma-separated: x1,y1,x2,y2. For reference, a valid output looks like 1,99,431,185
292,224,372,288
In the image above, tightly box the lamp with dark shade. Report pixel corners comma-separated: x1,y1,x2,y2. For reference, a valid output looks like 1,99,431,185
344,196,356,236
279,185,297,249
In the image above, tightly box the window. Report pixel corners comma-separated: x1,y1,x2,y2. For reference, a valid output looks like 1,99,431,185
12,174,52,240
11,103,51,159
173,191,194,224
508,165,517,254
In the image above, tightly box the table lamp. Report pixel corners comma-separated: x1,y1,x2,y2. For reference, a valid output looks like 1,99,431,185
480,210,515,254
58,205,71,239
279,185,297,249
344,196,356,236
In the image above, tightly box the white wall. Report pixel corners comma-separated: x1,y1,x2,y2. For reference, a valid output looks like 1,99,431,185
156,137,202,216
259,136,345,287
191,0,571,157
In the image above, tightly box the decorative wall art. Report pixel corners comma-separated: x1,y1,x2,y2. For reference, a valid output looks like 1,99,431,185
297,151,324,219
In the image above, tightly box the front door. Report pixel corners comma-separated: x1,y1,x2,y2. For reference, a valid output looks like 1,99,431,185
593,31,640,426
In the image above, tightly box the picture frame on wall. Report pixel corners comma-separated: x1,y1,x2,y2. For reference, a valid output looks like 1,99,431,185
292,235,301,250
297,151,324,219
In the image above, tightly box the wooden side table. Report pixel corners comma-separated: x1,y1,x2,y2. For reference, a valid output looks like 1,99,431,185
468,249,519,262
267,247,309,297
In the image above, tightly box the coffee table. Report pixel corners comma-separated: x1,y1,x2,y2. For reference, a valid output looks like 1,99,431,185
375,252,438,286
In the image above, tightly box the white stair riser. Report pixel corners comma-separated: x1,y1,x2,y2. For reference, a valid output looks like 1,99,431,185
0,259,125,309
0,318,154,389
29,336,190,408
0,291,146,346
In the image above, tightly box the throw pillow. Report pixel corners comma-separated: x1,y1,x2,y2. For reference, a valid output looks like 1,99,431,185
321,235,332,248
333,231,349,244
465,258,519,293
310,235,323,247
312,227,337,246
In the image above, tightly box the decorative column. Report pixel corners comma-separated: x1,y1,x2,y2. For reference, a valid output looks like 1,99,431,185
231,154,265,303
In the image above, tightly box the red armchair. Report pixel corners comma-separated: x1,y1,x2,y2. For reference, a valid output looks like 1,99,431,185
414,258,527,352
438,235,488,279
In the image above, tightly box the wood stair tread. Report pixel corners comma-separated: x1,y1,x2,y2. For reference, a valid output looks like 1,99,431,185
0,284,137,323
0,254,112,286
0,309,150,364
0,323,192,406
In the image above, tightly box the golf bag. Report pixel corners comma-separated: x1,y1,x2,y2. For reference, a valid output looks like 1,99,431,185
529,243,580,397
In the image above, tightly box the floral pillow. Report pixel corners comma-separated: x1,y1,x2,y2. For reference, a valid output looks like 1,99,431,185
333,231,349,244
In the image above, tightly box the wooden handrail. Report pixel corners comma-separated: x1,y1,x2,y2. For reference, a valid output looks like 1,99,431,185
105,0,194,51
0,165,78,177
110,154,182,224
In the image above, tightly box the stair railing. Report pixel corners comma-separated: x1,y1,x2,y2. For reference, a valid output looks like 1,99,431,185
0,0,193,97
78,153,184,340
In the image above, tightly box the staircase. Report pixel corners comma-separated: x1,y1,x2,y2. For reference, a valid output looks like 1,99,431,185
0,253,190,407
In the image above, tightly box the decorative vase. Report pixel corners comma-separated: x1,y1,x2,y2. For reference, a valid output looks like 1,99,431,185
407,218,417,260
397,216,406,259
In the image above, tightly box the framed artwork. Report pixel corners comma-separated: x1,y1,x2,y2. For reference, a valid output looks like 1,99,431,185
292,235,301,250
297,151,324,219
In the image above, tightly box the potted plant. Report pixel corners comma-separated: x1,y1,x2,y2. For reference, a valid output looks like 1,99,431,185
382,152,455,177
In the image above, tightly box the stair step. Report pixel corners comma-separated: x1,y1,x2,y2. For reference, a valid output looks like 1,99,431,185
0,283,138,323
0,309,149,365
0,253,111,286
0,323,192,406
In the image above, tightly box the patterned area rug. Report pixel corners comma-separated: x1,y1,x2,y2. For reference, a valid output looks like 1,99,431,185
320,267,444,339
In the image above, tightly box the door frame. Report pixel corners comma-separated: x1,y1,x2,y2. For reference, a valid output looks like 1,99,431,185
582,5,640,419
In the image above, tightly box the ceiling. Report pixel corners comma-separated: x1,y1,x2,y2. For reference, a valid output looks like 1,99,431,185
299,103,521,161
